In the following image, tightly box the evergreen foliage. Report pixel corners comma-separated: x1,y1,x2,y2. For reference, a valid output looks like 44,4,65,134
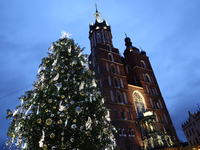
6,35,116,150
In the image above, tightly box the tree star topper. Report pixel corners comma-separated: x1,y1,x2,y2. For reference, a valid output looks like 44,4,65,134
60,31,72,39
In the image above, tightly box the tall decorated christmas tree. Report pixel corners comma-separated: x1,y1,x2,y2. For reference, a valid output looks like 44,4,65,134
6,32,116,150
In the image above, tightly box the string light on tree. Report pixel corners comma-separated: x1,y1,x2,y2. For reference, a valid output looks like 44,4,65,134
5,31,116,150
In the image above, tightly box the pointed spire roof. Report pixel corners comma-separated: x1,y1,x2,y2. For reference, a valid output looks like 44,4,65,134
94,4,101,23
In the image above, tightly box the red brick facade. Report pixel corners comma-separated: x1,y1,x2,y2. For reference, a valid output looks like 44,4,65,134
88,9,179,150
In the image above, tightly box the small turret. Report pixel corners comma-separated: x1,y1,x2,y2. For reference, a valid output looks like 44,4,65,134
123,34,140,57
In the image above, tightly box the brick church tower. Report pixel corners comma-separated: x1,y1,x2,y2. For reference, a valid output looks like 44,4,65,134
88,6,180,150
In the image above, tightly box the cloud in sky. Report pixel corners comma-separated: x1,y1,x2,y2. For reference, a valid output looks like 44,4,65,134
1,0,200,149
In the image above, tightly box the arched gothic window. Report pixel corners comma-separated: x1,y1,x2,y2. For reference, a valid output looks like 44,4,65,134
119,126,124,136
159,114,164,123
133,91,146,116
141,60,147,68
120,109,126,119
116,91,123,103
126,65,131,73
107,44,111,51
92,48,95,56
93,57,96,67
113,77,119,88
105,32,109,42
111,65,116,73
128,128,134,136
127,109,131,120
145,74,151,83
108,53,114,61
114,108,118,119
97,31,101,43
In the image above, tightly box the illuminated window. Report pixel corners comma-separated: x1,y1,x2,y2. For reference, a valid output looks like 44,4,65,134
133,91,146,116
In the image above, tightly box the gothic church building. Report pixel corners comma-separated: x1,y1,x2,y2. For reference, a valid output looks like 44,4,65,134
88,7,180,150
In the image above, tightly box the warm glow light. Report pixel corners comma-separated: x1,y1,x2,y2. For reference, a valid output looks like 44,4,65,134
104,27,107,29
143,111,153,117
96,26,100,29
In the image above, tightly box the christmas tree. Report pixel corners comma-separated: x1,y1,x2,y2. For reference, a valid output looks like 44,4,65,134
6,32,116,150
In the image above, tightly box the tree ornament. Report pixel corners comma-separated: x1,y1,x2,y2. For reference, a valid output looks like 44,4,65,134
55,83,62,91
75,106,82,114
80,92,84,96
52,74,59,81
86,117,92,130
59,101,65,111
45,109,49,112
103,128,108,134
61,70,65,73
50,133,55,138
37,118,42,124
48,99,52,103
85,131,91,136
70,138,74,142
43,144,47,150
61,144,67,149
58,120,63,124
61,95,65,99
46,118,52,125
71,124,76,129
70,101,74,104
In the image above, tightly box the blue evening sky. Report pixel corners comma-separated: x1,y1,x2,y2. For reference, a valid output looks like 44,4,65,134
1,0,200,149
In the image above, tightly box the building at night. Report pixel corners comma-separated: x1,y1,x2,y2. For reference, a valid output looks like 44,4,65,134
88,6,180,150
182,110,200,149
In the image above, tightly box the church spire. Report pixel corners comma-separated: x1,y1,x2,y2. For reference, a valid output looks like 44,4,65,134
94,4,101,23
